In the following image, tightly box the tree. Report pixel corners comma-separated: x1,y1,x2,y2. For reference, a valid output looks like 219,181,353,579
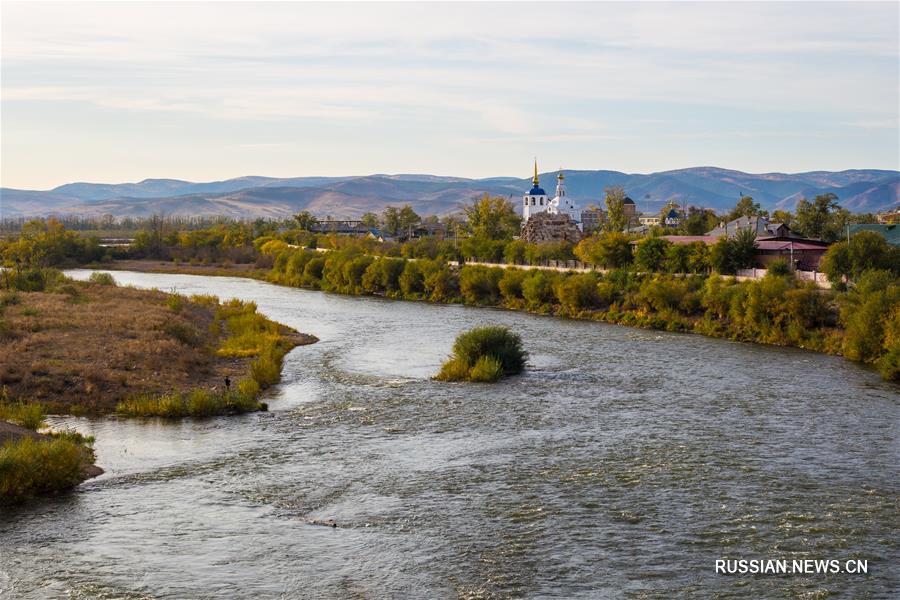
821,230,900,283
770,210,794,228
293,211,319,232
732,227,758,269
574,232,633,269
679,207,717,235
634,237,672,272
604,185,628,232
727,196,767,221
360,212,379,228
464,194,521,240
397,205,421,239
793,193,845,242
381,207,402,236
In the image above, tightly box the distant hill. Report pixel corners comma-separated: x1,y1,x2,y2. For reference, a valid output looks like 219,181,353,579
1,167,897,219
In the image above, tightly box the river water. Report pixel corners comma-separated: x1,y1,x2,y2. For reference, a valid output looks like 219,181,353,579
1,270,897,599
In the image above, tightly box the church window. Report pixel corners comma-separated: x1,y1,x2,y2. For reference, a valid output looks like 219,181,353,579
540,198,543,205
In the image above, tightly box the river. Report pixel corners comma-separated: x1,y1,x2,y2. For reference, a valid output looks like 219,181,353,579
1,270,897,599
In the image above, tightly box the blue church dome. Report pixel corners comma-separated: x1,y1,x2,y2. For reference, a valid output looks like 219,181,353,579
528,185,546,196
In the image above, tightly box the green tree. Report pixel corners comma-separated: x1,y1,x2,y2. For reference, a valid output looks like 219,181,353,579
397,205,421,239
793,193,844,241
574,232,633,269
464,195,521,240
360,212,379,228
727,196,767,221
293,211,319,232
732,227,757,270
821,230,900,283
381,207,402,236
681,207,718,235
634,237,672,272
604,185,628,232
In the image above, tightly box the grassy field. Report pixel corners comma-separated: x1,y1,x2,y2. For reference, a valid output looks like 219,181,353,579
0,274,315,415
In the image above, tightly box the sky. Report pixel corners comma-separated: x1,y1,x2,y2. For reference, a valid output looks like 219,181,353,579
1,1,898,190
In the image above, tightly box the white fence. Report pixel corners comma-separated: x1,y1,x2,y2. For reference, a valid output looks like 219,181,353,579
736,268,831,288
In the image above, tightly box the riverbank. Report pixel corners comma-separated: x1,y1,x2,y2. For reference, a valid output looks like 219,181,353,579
100,256,898,381
0,272,317,415
90,258,270,280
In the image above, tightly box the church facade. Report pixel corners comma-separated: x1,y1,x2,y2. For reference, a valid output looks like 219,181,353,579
522,161,581,229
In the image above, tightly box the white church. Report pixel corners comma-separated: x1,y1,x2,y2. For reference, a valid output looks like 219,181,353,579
522,160,581,230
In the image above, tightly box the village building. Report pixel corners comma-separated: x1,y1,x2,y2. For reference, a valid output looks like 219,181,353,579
706,215,795,239
638,214,661,227
581,207,606,233
656,215,830,271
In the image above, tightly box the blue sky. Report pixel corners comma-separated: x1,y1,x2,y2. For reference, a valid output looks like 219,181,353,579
2,1,898,189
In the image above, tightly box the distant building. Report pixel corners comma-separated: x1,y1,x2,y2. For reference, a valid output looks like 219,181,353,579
521,161,580,227
581,207,606,233
623,196,638,226
521,161,582,241
638,214,661,227
848,223,900,247
706,215,795,239
663,207,681,227
311,220,392,241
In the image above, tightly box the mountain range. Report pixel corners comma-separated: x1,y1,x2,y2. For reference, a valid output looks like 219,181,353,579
1,167,897,220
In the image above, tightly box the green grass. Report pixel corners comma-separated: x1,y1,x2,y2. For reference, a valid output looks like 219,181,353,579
0,435,95,504
116,387,262,418
0,401,46,430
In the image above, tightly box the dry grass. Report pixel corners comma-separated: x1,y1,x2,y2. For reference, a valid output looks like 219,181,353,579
0,282,314,414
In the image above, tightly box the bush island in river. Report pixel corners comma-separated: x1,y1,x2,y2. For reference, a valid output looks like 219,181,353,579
436,326,527,383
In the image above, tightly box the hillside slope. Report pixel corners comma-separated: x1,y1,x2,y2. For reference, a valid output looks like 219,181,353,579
2,168,896,219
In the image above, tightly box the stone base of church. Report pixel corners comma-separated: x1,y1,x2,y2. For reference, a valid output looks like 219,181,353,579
521,212,584,244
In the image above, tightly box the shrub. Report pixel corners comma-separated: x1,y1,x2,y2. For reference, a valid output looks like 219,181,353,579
434,357,470,381
87,272,117,286
555,272,601,313
1,436,94,504
521,271,559,311
498,269,527,304
468,355,504,382
162,321,202,348
399,261,426,297
459,265,503,304
767,259,791,277
249,349,282,388
0,401,46,430
423,263,459,302
442,326,527,379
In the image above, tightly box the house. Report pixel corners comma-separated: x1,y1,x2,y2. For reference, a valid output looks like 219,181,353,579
706,215,796,239
581,207,606,233
638,214,661,227
659,233,830,271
